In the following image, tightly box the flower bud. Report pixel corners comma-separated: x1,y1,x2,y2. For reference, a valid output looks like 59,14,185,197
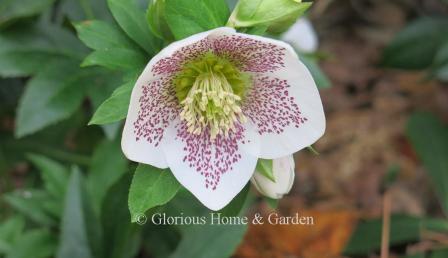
251,155,295,199
281,18,318,53
147,0,174,41
227,0,311,33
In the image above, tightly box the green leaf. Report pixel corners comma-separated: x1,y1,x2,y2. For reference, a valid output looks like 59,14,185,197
0,24,84,77
0,0,55,26
0,51,64,78
245,24,268,35
3,190,55,226
89,80,134,125
142,224,181,258
431,249,448,258
165,0,229,40
56,167,93,258
432,41,448,82
82,48,147,71
6,229,57,258
218,183,250,216
101,173,141,258
0,217,25,254
162,190,250,258
256,159,275,182
27,154,69,199
382,17,448,70
228,0,310,29
344,215,444,255
266,3,311,34
87,138,127,212
407,112,448,214
128,164,181,222
300,55,332,89
75,20,142,52
58,0,113,23
403,254,425,258
107,0,161,55
15,60,87,138
147,0,174,40
169,223,247,258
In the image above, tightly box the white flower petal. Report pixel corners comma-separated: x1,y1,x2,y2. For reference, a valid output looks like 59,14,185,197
281,18,318,53
161,119,260,211
251,155,295,199
241,37,325,159
122,27,236,168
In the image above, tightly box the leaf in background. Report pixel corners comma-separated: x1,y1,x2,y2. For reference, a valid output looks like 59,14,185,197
407,112,448,214
27,153,69,199
405,254,425,258
107,0,161,55
432,41,448,82
431,249,448,258
5,229,56,258
157,190,248,258
300,55,332,89
142,224,181,258
218,184,250,217
87,138,127,212
3,190,56,226
56,167,93,258
343,215,447,255
165,0,229,40
82,48,147,71
75,20,142,52
382,17,448,70
169,224,247,258
0,217,25,254
0,24,84,77
85,70,129,139
89,80,134,125
128,164,181,222
147,0,174,41
101,173,141,258
58,0,113,23
15,60,86,138
255,159,275,182
0,0,55,26
0,51,64,78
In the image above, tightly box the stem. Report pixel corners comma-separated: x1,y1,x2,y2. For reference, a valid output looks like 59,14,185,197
80,0,95,20
307,146,320,155
381,191,391,258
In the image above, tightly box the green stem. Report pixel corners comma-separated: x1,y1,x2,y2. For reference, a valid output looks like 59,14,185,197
307,146,319,155
80,0,95,20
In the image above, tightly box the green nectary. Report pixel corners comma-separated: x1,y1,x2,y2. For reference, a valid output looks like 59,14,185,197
173,52,251,139
174,52,250,102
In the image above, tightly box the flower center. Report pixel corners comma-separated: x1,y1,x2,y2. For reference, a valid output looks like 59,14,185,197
174,53,250,139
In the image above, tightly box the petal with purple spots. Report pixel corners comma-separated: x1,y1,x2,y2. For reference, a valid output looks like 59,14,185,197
242,50,325,159
161,119,260,211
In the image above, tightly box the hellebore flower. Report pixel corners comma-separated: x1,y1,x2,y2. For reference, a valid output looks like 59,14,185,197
251,155,295,199
122,27,325,210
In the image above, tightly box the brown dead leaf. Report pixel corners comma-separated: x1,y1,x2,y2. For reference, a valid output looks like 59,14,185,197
235,210,358,258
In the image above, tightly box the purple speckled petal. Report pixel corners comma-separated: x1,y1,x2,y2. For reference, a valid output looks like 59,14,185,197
161,119,260,211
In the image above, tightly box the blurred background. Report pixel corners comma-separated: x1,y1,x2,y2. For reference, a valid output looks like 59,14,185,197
1,0,448,258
